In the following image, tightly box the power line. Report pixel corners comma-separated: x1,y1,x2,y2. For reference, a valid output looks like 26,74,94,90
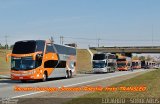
55,35,160,42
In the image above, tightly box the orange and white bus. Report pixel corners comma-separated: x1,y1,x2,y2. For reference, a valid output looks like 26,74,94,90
132,60,141,69
117,56,131,71
6,39,76,82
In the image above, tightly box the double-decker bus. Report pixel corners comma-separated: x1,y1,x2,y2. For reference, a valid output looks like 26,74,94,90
132,60,141,69
92,53,117,73
117,56,131,71
6,40,76,82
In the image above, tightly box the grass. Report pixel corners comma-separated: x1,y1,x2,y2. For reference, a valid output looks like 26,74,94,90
0,49,11,74
65,69,160,104
76,49,92,73
90,49,97,54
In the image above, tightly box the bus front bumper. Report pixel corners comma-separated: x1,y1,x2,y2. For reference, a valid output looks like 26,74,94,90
11,75,36,80
11,71,42,80
117,68,128,71
93,68,107,73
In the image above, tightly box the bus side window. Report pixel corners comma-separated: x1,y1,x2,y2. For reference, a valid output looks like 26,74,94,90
44,60,58,68
36,41,45,53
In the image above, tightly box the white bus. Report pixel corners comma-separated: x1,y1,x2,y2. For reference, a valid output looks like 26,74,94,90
92,53,117,73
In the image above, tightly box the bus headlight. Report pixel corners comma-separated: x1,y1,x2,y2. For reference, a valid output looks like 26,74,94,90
28,69,36,75
31,69,36,74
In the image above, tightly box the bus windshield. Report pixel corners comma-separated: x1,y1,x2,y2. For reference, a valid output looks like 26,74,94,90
93,54,105,60
117,59,126,61
93,61,106,68
108,55,116,59
11,57,36,70
117,63,126,67
132,62,136,66
108,63,115,66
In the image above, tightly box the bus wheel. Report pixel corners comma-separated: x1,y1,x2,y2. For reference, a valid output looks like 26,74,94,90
69,70,72,78
65,70,69,79
42,71,48,82
108,68,110,73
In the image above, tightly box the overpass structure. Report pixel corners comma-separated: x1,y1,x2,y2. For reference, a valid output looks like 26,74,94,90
90,46,160,57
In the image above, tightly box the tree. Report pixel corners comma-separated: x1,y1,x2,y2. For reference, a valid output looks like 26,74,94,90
0,43,2,48
146,55,153,61
139,56,145,61
132,55,139,60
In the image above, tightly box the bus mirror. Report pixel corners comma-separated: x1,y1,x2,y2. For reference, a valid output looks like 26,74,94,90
35,54,43,61
33,51,43,60
6,53,11,62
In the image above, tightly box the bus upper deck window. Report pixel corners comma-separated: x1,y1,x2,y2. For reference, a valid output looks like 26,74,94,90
36,41,45,53
46,44,55,53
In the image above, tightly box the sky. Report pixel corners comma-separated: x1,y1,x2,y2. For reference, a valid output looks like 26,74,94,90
0,0,160,48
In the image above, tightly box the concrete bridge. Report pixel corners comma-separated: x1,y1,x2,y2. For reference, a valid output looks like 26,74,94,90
90,46,160,57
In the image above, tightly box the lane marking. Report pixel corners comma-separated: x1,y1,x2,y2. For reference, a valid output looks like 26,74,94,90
0,83,8,85
10,70,148,99
11,91,44,99
0,75,10,78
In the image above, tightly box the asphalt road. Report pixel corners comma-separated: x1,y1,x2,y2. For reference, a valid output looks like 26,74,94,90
0,69,151,99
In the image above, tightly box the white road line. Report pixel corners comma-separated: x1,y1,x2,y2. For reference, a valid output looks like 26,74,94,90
0,83,8,85
0,75,10,78
10,70,147,99
11,91,44,99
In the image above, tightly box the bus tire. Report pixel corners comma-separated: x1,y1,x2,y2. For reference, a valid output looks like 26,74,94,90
65,70,69,79
69,70,72,78
42,71,48,82
108,68,110,73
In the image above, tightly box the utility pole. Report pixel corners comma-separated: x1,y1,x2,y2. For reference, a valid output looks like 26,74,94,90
60,36,62,44
62,36,64,45
60,36,64,45
152,25,154,47
98,38,100,47
50,36,54,43
5,35,8,50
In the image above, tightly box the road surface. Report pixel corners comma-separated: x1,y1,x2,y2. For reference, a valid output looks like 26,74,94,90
0,69,151,99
